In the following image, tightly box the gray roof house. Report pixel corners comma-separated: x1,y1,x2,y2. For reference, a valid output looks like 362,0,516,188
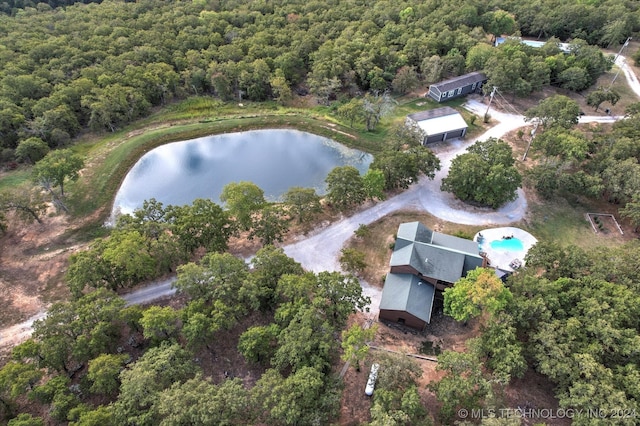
379,221,485,330
379,273,435,330
406,107,468,144
427,72,487,103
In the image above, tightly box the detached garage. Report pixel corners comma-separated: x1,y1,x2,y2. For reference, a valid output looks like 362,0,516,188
406,107,468,145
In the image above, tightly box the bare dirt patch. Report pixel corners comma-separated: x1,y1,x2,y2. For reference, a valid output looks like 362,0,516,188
338,307,567,425
338,304,480,425
0,212,78,328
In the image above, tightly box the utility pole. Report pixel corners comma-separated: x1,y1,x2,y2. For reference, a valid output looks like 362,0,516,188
522,120,540,161
610,37,632,89
484,86,497,121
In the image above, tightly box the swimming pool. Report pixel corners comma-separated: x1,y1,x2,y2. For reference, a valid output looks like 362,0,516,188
475,227,537,271
490,237,524,251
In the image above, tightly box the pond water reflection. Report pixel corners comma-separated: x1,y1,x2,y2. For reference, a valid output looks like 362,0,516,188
112,129,373,217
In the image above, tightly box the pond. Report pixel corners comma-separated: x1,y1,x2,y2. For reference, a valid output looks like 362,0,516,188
111,129,373,217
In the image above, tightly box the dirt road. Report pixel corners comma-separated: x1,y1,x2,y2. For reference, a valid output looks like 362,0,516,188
0,278,177,350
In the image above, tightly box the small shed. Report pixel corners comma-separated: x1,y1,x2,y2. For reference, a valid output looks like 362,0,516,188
407,107,468,144
427,72,487,103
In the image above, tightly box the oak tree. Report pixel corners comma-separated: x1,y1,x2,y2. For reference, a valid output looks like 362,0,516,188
443,268,513,322
32,148,84,197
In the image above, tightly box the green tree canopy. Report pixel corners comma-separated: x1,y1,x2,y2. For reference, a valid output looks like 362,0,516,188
0,185,46,225
621,194,640,232
30,288,125,374
252,367,336,426
32,148,84,196
155,375,251,425
0,361,43,402
362,92,396,131
443,268,513,322
325,166,366,211
139,306,181,343
525,95,581,129
586,87,620,112
441,138,521,208
14,137,49,164
484,10,517,41
339,248,367,274
249,204,290,246
337,98,364,128
391,66,419,94
220,181,266,231
7,414,45,426
282,187,322,224
238,324,280,365
362,169,386,200
173,251,250,305
165,198,233,254
340,324,377,371
113,343,199,426
249,245,304,311
370,353,430,425
371,146,440,190
532,128,591,161
470,313,526,383
429,350,490,423
68,405,113,426
87,354,129,396
65,230,159,297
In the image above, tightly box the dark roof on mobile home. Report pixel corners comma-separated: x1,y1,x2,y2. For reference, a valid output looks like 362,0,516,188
430,72,487,93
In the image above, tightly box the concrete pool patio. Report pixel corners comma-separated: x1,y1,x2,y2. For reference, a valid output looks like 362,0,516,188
474,227,538,272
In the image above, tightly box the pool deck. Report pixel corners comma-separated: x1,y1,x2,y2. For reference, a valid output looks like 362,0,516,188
474,227,538,272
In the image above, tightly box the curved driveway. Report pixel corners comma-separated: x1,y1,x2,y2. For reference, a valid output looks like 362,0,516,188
283,100,531,274
2,55,639,348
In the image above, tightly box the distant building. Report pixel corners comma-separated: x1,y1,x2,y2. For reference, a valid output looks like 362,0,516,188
427,71,487,103
406,106,468,144
379,221,485,330
494,36,571,53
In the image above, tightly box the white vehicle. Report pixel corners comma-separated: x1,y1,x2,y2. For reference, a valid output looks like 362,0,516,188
364,363,380,396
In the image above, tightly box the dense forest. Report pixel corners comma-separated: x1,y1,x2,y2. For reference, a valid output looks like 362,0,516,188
0,0,636,157
2,0,640,424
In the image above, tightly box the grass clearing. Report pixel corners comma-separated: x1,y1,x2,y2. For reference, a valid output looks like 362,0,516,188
523,198,626,249
0,168,30,190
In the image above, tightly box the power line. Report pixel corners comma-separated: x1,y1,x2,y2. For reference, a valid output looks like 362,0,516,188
494,88,524,116
494,96,521,116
